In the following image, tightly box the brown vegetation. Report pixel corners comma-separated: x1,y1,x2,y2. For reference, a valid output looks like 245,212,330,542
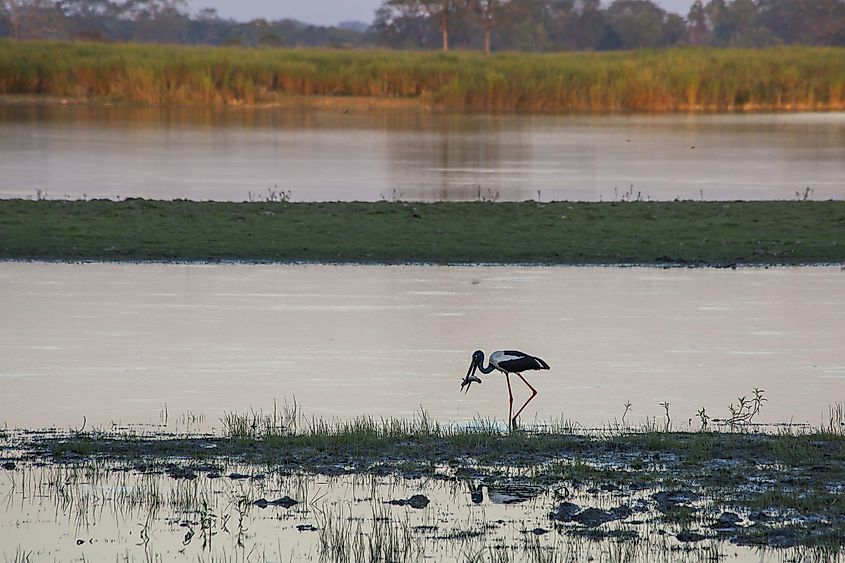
2,41,845,111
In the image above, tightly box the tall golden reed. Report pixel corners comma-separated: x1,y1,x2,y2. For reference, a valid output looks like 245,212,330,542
1,40,844,111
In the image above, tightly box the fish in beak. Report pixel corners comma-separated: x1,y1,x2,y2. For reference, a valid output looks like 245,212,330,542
461,359,482,393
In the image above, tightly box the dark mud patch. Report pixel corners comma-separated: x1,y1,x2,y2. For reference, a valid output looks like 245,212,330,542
387,494,430,509
254,496,298,509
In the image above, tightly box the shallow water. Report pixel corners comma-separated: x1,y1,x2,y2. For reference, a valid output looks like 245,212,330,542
1,262,843,432
1,105,844,201
0,460,822,562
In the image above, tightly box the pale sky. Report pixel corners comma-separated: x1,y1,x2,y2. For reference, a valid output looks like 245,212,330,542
202,0,698,26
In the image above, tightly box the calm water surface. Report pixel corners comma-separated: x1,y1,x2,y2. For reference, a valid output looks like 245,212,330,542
2,104,844,201
1,263,842,431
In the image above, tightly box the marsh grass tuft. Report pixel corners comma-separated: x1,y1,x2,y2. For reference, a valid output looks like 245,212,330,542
826,402,845,435
221,401,447,444
621,401,632,427
247,186,291,203
695,407,710,430
658,401,671,432
222,398,302,438
718,387,767,427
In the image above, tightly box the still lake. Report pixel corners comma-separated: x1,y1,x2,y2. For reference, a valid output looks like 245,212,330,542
1,104,844,202
2,262,842,432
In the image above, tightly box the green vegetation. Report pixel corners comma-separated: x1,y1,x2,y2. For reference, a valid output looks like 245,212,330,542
2,41,845,111
28,417,845,481
1,199,843,265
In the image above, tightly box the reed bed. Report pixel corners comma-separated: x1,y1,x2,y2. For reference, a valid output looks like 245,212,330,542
2,40,845,111
221,402,515,454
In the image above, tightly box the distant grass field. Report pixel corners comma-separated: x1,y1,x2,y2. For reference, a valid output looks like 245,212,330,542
1,199,843,265
2,40,845,111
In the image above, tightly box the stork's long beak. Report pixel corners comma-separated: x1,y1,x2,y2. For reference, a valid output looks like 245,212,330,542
461,360,481,393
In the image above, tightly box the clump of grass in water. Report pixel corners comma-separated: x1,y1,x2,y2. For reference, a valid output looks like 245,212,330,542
317,504,421,563
7,547,32,563
825,402,845,436
463,530,650,563
222,397,302,438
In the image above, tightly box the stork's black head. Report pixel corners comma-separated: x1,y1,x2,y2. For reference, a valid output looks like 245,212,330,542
461,350,484,393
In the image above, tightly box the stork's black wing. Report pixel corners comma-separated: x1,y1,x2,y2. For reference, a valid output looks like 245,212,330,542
498,351,550,373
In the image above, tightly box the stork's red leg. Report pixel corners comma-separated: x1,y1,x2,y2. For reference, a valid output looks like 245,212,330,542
511,373,538,426
505,373,514,427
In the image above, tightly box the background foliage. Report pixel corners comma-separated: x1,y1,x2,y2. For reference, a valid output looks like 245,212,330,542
1,0,844,51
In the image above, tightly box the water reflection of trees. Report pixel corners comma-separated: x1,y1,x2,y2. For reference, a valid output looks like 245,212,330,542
385,113,535,202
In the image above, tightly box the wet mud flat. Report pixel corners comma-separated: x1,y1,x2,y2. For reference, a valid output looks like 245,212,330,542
2,421,844,561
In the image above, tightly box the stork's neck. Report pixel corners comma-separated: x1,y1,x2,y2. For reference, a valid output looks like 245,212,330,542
477,353,496,374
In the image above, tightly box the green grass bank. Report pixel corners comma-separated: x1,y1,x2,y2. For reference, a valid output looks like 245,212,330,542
1,199,843,265
2,40,845,111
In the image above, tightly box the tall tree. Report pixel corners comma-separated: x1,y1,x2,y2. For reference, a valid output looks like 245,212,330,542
4,0,70,39
719,0,777,46
686,0,710,44
758,0,845,45
468,0,521,54
378,0,457,50
604,0,670,49
428,0,454,50
704,0,728,43
2,0,27,37
374,2,438,48
541,0,609,51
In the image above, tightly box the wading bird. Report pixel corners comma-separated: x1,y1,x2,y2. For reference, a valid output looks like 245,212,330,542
460,350,550,429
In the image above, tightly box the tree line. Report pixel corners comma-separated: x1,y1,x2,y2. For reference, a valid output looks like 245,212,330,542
0,0,371,46
2,0,844,50
375,0,845,52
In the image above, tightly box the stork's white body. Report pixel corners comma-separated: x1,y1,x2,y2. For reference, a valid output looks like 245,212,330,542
462,349,550,429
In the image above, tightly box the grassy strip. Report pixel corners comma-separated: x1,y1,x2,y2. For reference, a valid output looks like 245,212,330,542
1,199,844,265
27,403,845,481
38,428,845,475
2,41,845,111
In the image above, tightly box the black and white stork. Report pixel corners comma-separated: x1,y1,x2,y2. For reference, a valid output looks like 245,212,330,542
461,350,550,429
